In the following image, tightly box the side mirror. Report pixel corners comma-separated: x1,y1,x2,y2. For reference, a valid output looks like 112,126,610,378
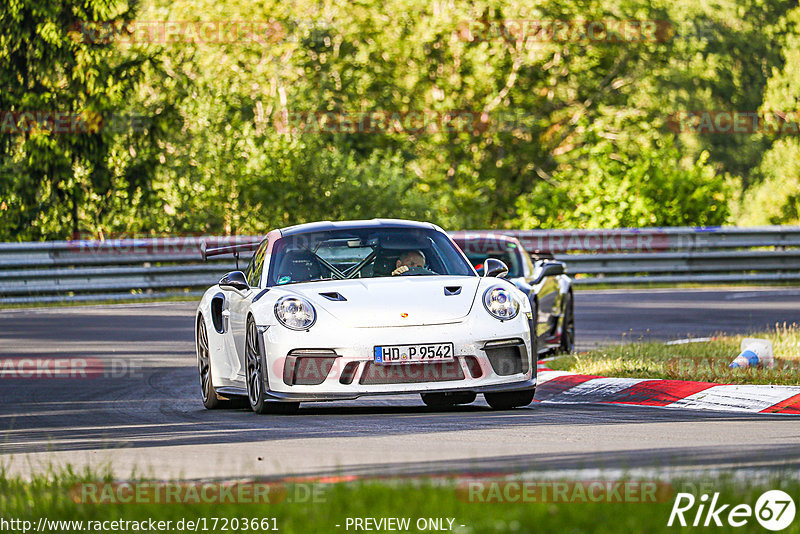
483,258,509,278
219,271,250,291
532,261,565,284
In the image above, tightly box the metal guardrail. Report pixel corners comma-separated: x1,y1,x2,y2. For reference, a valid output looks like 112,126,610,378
1,226,799,304
510,226,800,252
503,226,800,286
0,236,253,304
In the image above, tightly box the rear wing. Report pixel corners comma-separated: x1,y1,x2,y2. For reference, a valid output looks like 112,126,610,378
528,250,555,262
200,241,261,269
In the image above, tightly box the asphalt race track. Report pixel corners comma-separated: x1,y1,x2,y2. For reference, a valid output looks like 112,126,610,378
1,288,799,480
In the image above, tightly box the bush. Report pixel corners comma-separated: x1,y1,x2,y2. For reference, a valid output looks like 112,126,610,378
515,133,729,229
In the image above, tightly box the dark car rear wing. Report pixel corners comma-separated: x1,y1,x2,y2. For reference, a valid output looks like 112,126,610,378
200,241,261,269
528,250,555,262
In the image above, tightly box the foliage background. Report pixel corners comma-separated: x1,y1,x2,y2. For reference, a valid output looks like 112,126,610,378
1,0,799,240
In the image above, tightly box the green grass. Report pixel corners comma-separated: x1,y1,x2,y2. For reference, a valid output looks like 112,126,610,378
547,323,800,385
1,469,799,533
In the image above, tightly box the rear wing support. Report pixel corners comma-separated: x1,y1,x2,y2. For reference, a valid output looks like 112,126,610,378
200,241,261,270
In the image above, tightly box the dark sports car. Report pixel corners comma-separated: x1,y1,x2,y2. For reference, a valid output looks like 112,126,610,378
451,232,575,356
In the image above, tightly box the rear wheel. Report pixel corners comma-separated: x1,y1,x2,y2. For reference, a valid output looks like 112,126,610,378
421,391,477,408
559,292,575,354
245,317,300,415
484,388,535,410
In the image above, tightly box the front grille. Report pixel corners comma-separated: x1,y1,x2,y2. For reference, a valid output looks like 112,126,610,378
359,360,465,385
484,342,528,376
283,352,337,385
464,356,483,378
339,361,359,385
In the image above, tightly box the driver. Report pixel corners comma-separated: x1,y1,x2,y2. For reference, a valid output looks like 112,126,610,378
391,250,426,276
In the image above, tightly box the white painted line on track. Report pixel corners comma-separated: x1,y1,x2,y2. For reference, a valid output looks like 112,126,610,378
546,377,650,402
535,370,576,385
665,337,714,345
667,384,800,413
724,289,800,300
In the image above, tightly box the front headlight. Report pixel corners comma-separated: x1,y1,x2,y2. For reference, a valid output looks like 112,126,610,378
483,285,519,320
274,296,316,330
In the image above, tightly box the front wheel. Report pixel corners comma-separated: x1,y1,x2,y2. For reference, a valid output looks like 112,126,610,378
558,292,575,354
484,388,535,410
529,299,541,359
245,317,300,415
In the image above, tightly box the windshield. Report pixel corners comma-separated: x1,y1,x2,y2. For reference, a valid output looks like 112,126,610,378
460,242,523,278
266,227,475,286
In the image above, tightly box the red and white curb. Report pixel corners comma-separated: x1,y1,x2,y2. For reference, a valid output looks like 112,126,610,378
534,365,800,415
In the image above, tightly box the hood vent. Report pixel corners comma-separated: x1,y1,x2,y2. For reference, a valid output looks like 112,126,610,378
319,291,347,301
444,286,462,296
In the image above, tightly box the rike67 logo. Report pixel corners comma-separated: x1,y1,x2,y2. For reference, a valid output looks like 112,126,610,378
668,490,796,531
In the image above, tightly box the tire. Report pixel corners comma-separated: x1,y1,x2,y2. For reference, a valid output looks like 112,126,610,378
245,316,300,415
197,315,225,409
421,391,477,408
484,388,535,410
558,292,575,354
530,298,540,359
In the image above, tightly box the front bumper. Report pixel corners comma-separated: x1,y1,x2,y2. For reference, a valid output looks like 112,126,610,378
257,313,535,402
262,378,537,401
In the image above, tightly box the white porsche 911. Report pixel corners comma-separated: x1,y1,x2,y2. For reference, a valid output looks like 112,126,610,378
196,219,536,414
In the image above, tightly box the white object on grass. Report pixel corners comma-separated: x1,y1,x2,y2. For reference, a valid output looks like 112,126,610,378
729,338,774,369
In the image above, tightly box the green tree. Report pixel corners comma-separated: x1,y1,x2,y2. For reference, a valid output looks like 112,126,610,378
0,0,170,240
736,6,800,225
4,0,797,239
515,128,729,228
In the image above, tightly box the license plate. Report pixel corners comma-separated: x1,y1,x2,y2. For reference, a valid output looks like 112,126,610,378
374,343,454,365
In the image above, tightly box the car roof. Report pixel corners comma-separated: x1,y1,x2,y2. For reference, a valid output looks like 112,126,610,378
279,218,438,237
